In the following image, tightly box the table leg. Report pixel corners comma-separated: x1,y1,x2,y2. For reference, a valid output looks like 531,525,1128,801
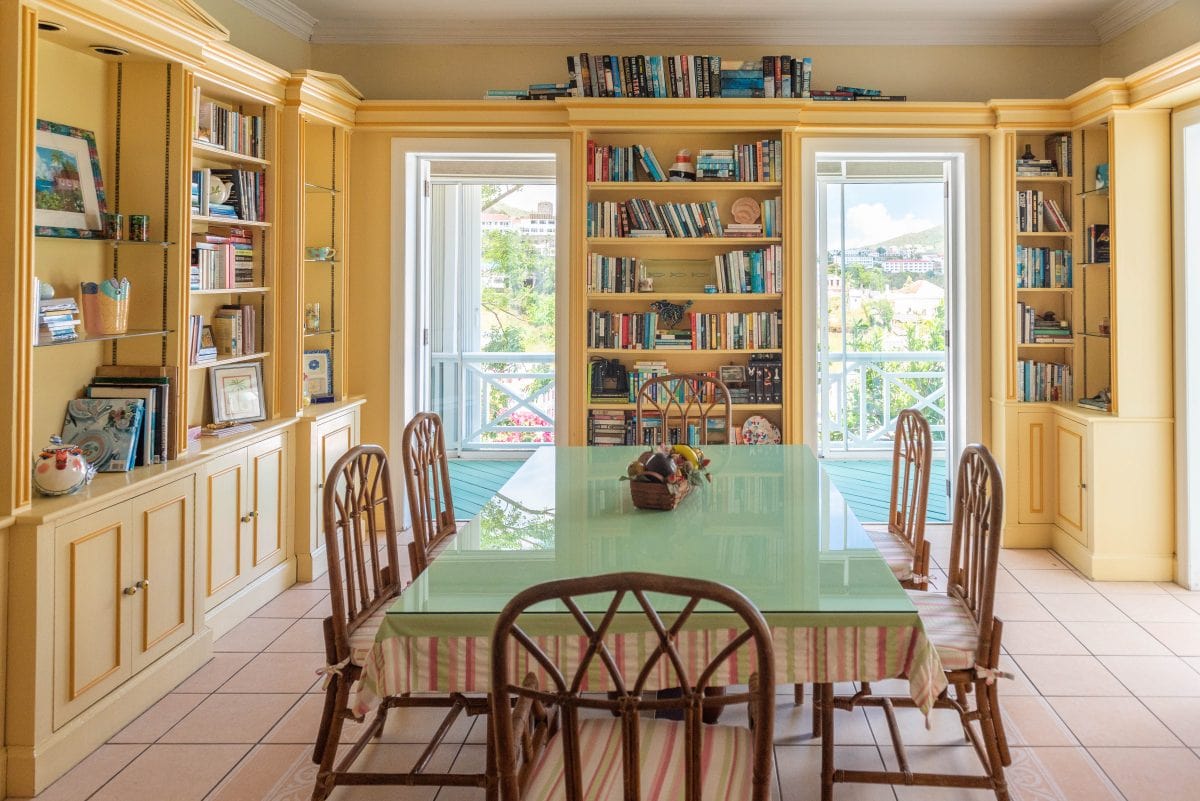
485,696,498,801
820,683,834,801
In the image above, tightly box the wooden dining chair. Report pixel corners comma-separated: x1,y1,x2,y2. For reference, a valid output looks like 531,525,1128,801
311,444,490,801
491,571,776,801
821,443,1012,800
635,372,733,447
402,411,457,578
866,408,934,590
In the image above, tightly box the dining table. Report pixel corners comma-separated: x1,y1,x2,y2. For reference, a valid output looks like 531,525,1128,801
352,444,947,798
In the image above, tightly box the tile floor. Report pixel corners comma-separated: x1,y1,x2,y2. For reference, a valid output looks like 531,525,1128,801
16,524,1200,801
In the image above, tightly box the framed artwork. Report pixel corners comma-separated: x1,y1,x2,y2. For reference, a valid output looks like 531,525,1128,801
200,325,216,349
209,361,267,423
34,120,107,238
718,365,747,385
302,349,334,403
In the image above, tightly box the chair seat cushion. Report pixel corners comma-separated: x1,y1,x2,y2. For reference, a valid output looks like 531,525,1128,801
348,607,389,667
866,527,915,582
522,716,755,801
908,590,980,672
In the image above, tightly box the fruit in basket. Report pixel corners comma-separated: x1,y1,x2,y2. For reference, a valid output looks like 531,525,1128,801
643,451,677,479
671,443,703,468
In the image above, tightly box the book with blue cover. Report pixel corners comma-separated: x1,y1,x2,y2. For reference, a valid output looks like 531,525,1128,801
61,398,145,472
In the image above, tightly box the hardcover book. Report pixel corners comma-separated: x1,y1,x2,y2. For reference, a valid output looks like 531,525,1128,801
61,398,145,472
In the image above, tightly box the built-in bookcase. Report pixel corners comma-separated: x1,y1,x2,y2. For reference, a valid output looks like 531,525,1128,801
577,128,792,446
1073,122,1113,409
300,121,347,403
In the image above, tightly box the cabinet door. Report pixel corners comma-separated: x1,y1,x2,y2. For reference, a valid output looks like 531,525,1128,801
1055,419,1088,545
248,434,287,575
1017,412,1056,524
54,506,133,728
205,449,246,607
316,412,357,550
130,478,195,672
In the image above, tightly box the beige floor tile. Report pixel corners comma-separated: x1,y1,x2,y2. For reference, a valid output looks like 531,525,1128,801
297,571,330,590
1002,622,1088,655
218,652,326,694
110,693,207,743
994,568,1025,594
1140,621,1200,656
1140,697,1200,747
265,619,327,653
1062,621,1173,656
882,745,991,800
161,693,300,743
998,549,1068,571
1011,655,1128,696
1014,747,1124,801
1089,580,1170,596
89,743,251,801
262,692,478,747
1034,593,1129,623
254,588,329,618
1157,581,1197,595
174,652,256,693
1046,696,1181,746
864,704,977,748
996,656,1040,697
1009,570,1096,595
1176,593,1200,612
263,693,365,745
998,696,1077,746
775,745,895,801
1089,746,1200,801
214,617,293,652
205,743,316,801
993,592,1054,622
324,743,457,800
304,598,331,619
1105,593,1200,623
752,700,876,746
1099,655,1200,696
9,744,146,801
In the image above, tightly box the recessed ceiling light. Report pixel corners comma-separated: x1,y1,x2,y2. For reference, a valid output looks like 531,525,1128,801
37,21,66,32
89,44,128,57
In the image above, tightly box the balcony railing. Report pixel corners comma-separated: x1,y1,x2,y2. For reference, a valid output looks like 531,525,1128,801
432,351,555,452
820,350,947,456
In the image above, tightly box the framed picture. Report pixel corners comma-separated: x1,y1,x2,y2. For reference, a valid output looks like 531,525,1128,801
200,325,216,349
34,120,107,238
209,361,267,424
303,349,334,403
718,365,747,385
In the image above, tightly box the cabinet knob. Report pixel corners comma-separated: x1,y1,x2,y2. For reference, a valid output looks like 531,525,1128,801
136,579,150,590
123,586,138,596
241,513,253,523
1080,483,1088,489
249,510,258,518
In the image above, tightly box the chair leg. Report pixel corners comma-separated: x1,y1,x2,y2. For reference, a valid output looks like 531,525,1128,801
311,677,352,801
974,678,1011,801
311,678,339,765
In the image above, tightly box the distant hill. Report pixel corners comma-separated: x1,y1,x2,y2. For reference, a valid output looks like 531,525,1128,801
860,224,944,251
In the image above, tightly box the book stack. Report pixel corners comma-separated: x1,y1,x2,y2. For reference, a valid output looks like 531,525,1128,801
587,142,666,182
811,86,906,102
587,409,631,446
212,304,257,358
188,315,218,365
1017,303,1073,344
1086,224,1110,263
1045,134,1072,177
586,199,724,238
193,90,265,158
209,169,265,222
690,311,783,350
1016,190,1069,232
38,296,81,343
485,81,574,101
587,254,643,293
694,140,782,182
1077,391,1111,412
568,53,724,98
1016,245,1072,288
748,354,783,403
1017,360,1072,403
83,365,178,464
721,57,813,98
1016,158,1060,177
654,330,693,350
627,360,670,401
713,245,782,293
190,228,255,289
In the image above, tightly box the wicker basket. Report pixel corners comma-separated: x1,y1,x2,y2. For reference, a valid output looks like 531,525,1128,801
629,477,692,510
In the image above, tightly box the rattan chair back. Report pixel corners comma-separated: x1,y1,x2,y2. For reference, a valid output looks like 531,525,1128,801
888,408,934,575
402,411,456,577
635,373,733,447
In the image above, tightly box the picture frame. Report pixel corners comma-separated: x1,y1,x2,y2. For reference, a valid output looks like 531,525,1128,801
200,325,216,349
718,364,747,385
302,349,335,403
209,361,266,424
34,120,107,238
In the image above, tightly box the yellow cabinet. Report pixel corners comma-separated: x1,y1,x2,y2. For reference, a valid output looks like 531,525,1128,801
1054,417,1088,546
53,478,194,728
1016,411,1056,525
202,432,291,611
295,401,363,581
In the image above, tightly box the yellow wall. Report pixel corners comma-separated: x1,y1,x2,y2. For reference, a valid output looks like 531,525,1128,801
1101,0,1200,78
193,0,311,71
311,43,1101,101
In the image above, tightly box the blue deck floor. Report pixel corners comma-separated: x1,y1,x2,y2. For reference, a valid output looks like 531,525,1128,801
448,452,948,524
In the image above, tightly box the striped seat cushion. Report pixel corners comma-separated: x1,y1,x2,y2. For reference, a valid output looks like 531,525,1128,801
522,716,755,801
348,607,389,667
908,590,980,672
866,527,915,582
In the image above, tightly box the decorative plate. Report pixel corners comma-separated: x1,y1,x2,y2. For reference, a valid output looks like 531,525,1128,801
731,197,761,224
741,415,781,445
208,174,232,205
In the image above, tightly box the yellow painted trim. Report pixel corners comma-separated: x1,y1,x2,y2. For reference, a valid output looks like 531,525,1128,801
285,70,362,128
68,522,123,701
356,100,567,132
14,6,36,512
1028,421,1046,515
139,493,188,653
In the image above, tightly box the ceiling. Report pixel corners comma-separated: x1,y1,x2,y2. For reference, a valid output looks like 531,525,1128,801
233,0,1177,45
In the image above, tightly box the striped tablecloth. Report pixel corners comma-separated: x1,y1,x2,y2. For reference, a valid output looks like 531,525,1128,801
351,612,947,718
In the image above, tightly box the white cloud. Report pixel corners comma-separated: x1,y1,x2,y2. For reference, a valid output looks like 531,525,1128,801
844,202,935,248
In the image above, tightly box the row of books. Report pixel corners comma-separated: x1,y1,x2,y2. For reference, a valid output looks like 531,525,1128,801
484,82,574,101
695,141,782,182
1015,134,1072,177
191,167,266,222
1017,303,1073,344
1015,158,1060,177
729,197,781,238
1016,190,1069,233
1017,359,1072,403
73,365,178,467
587,142,659,182
587,310,782,350
193,89,266,159
565,54,726,99
744,354,784,404
1016,246,1072,288
37,291,81,343
587,199,725,238
713,245,783,294
1085,224,1110,263
187,314,219,364
191,230,255,290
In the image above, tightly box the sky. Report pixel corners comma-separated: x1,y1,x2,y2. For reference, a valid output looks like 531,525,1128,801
825,181,944,248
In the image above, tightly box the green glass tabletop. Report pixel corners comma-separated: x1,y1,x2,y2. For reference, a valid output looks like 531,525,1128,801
390,445,914,621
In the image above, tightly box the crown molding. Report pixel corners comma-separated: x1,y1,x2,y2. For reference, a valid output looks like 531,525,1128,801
233,0,316,41
309,17,1102,46
1093,0,1177,43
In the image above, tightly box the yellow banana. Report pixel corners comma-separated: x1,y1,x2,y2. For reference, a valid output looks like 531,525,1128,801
671,443,700,468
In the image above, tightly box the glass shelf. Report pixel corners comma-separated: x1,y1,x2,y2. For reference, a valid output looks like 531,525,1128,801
190,286,272,295
304,329,341,337
305,183,340,194
34,236,176,247
189,351,270,370
35,329,171,348
304,259,341,264
1077,187,1109,198
191,140,270,167
191,215,271,229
